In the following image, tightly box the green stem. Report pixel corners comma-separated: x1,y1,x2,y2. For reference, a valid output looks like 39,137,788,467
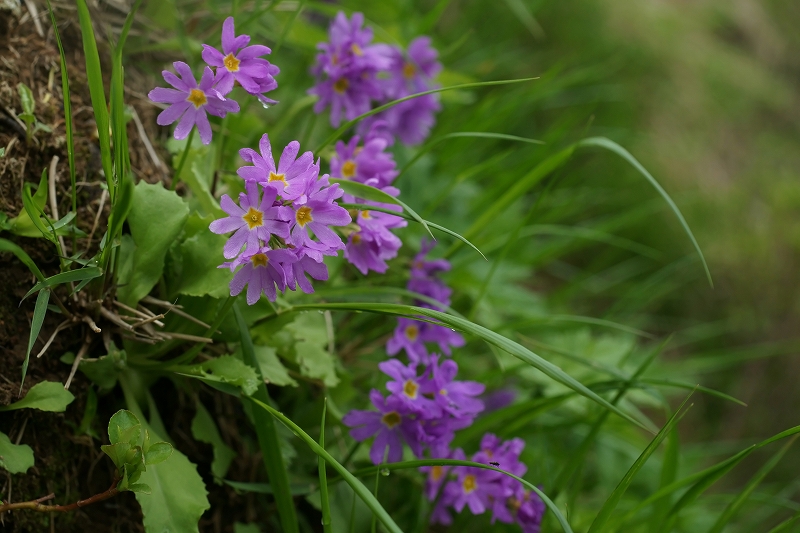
234,303,299,533
171,128,195,191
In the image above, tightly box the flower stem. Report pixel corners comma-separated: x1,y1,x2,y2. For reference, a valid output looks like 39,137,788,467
170,128,195,191
0,476,120,513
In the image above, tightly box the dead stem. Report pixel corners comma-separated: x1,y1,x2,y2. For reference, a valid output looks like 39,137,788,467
0,476,120,514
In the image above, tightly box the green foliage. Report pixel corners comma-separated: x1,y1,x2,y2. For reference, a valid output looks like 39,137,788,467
285,312,339,387
0,432,34,474
172,355,260,396
117,182,189,305
16,82,51,142
0,381,75,412
190,400,235,481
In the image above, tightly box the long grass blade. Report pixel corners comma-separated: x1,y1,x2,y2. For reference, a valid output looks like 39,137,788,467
766,511,800,533
22,266,103,301
319,398,332,533
577,137,712,287
586,394,693,533
0,239,45,281
21,289,51,393
287,302,651,431
707,436,798,533
338,202,485,259
234,304,299,533
247,397,404,533
332,179,433,238
75,0,112,193
315,78,538,152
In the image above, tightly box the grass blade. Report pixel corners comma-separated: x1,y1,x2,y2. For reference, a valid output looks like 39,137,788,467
586,393,693,533
0,238,45,281
319,398,332,533
44,0,75,214
287,302,652,431
21,289,51,393
75,0,112,193
22,266,103,301
332,179,433,238
234,303,299,533
577,137,712,287
247,397,404,533
338,202,485,259
766,511,800,533
314,78,538,152
707,436,798,533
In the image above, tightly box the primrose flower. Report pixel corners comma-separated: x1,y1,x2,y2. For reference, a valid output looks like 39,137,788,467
209,181,291,259
379,359,438,415
386,318,428,362
309,12,389,126
330,134,399,190
343,389,424,464
344,227,401,275
383,37,442,99
442,453,503,515
515,491,546,533
148,62,239,145
422,356,485,418
289,172,352,252
285,248,329,294
202,17,280,103
237,134,315,201
221,247,297,304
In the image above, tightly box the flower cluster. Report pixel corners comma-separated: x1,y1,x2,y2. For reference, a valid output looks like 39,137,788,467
310,12,442,146
209,135,351,303
426,435,545,532
387,242,465,363
149,17,279,145
329,122,406,275
343,246,543,531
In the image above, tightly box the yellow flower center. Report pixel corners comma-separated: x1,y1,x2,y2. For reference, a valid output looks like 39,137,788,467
381,411,401,429
295,206,313,227
403,380,418,399
250,253,268,268
342,160,357,178
439,388,448,396
431,465,444,482
352,233,362,244
333,78,349,93
269,172,287,186
403,62,416,79
223,53,241,72
351,43,363,56
462,474,477,494
243,207,264,229
405,324,419,341
187,88,207,108
361,210,371,219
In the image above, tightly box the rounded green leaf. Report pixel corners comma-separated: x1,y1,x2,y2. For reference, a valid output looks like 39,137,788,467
144,442,173,465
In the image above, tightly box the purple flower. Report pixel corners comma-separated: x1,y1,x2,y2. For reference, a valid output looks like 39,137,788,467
289,172,352,252
422,356,485,418
202,17,280,103
382,37,442,99
386,318,428,362
285,248,328,294
209,181,291,259
220,247,297,304
330,134,398,190
309,12,390,127
344,227,401,275
442,449,504,515
515,491,546,533
421,323,465,356
237,134,315,201
376,93,441,146
343,389,424,464
148,62,239,145
379,359,438,416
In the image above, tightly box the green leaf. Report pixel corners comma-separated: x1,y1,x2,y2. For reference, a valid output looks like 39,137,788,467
117,182,189,305
173,355,260,396
173,222,230,298
101,441,131,470
0,381,74,412
292,302,647,430
18,113,35,125
233,524,262,533
128,483,152,494
235,304,299,533
78,346,127,390
191,400,235,480
577,137,712,286
253,345,297,387
286,312,339,387
319,399,332,533
0,431,34,474
22,266,103,301
144,442,173,466
587,396,693,533
17,83,35,115
0,147,5,157
331,179,432,238
0,238,45,281
108,409,141,445
21,289,50,392
20,170,55,242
